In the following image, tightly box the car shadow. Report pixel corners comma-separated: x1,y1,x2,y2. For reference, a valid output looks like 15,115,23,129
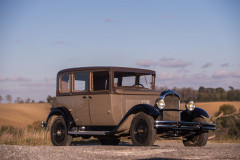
70,139,162,147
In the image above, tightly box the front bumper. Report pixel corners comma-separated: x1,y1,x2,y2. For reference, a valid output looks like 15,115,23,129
154,121,216,131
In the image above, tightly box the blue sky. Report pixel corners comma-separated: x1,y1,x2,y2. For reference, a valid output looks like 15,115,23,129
0,0,240,102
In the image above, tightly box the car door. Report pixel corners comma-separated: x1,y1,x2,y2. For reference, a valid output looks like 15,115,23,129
68,72,92,125
88,71,115,125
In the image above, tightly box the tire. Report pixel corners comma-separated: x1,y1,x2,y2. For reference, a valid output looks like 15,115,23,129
183,117,209,147
130,112,156,146
98,137,120,145
50,115,72,146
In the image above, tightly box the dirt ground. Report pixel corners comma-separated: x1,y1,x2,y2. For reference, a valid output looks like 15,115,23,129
1,141,239,160
0,101,240,127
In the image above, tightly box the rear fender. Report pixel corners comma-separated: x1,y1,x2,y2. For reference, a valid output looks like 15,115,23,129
46,107,74,128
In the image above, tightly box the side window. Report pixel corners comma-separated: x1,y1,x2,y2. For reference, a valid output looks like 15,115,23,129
60,74,70,93
74,72,89,92
93,71,109,91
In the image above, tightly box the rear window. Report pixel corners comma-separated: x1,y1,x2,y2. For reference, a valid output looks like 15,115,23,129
60,74,71,93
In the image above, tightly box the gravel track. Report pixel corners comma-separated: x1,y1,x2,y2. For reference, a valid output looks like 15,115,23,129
1,141,239,160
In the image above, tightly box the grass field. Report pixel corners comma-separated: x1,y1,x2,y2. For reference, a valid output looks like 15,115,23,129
0,103,52,127
0,101,240,145
0,101,240,127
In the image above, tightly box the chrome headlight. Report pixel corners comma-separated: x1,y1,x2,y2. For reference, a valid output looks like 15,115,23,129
156,99,165,109
185,100,195,111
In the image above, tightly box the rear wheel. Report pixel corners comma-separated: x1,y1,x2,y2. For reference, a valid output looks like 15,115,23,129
130,112,156,146
98,137,120,145
183,117,209,147
50,115,72,146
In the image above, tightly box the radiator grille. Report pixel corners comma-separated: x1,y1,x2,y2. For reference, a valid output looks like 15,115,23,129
163,95,180,121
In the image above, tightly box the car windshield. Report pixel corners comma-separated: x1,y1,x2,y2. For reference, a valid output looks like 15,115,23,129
114,72,153,89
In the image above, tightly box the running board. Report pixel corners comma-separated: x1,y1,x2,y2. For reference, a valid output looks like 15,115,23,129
68,131,110,136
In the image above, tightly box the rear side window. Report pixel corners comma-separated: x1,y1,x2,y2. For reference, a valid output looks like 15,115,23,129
74,72,89,92
60,74,70,93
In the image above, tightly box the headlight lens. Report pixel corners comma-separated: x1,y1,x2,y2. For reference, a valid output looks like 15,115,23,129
185,101,195,111
156,99,165,109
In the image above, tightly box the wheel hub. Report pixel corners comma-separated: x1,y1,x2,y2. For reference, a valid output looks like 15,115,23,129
56,130,62,136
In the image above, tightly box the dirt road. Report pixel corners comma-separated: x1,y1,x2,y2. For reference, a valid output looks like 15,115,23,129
1,141,239,160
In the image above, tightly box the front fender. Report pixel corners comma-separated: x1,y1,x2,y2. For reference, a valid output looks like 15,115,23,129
181,107,209,121
111,104,160,134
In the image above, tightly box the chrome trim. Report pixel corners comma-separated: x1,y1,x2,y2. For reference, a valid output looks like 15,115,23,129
154,121,216,131
68,131,108,135
160,90,181,121
41,121,46,128
160,90,180,99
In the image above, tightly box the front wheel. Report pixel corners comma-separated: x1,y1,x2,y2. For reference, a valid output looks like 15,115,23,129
50,115,72,146
183,117,209,147
130,112,156,146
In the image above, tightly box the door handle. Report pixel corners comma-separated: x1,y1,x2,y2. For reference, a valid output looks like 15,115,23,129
89,96,92,99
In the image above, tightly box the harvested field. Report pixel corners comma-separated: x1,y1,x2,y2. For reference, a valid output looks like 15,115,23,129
0,101,240,127
0,103,51,127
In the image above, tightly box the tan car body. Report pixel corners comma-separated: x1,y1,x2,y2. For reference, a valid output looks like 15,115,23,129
43,66,216,146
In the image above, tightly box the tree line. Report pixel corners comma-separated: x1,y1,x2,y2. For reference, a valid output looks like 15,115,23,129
0,86,239,104
156,86,240,102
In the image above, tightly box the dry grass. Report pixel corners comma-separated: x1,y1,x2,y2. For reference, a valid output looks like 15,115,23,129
0,121,51,145
181,101,240,120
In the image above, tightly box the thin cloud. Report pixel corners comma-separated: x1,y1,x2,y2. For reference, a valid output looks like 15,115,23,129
12,76,31,82
0,76,31,82
136,60,156,67
105,18,111,22
0,76,9,81
160,60,192,68
161,14,172,19
136,58,192,68
159,57,175,62
212,70,232,79
221,63,229,67
202,62,212,69
233,70,240,78
15,40,23,44
53,41,65,45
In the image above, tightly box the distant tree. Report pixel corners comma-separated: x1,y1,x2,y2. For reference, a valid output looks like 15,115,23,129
25,98,31,103
38,100,45,103
14,97,21,103
0,95,3,103
47,95,56,103
6,94,12,103
31,100,35,103
227,86,240,101
19,100,24,103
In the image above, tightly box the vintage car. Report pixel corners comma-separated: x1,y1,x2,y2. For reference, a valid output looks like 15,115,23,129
41,66,215,146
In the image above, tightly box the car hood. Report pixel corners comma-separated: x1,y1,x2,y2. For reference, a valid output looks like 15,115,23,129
115,88,161,95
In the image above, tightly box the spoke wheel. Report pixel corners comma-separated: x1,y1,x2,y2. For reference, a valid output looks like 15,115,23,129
130,112,156,146
50,116,72,146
